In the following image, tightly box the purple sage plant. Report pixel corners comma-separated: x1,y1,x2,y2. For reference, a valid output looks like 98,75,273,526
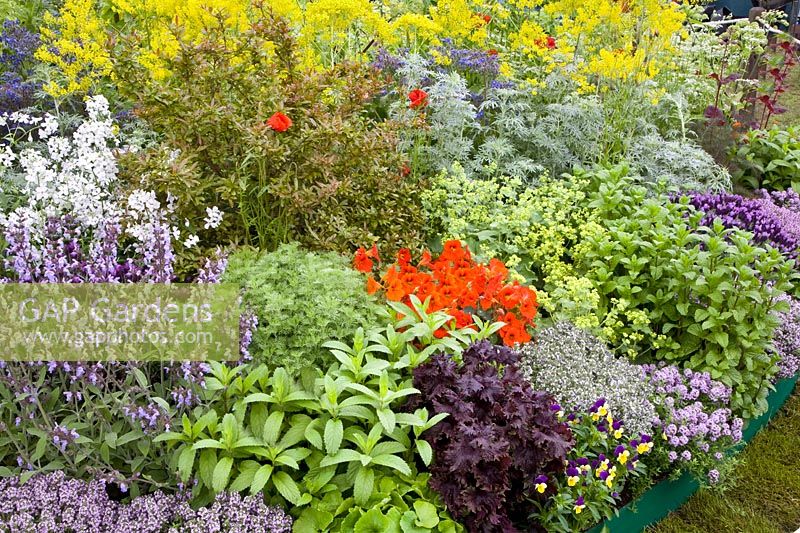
0,214,256,493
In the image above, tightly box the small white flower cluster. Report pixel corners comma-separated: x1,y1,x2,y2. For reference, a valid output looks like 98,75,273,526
125,189,163,243
177,205,223,249
518,322,658,437
203,206,223,230
1,96,121,235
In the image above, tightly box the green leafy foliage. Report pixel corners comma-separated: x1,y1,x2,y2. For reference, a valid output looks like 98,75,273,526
423,161,795,419
158,298,499,531
222,243,384,373
731,126,800,191
572,165,795,419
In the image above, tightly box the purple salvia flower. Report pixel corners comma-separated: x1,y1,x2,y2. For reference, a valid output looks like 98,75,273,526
88,218,122,282
4,217,39,281
51,424,79,452
239,310,258,363
142,221,174,283
196,249,228,283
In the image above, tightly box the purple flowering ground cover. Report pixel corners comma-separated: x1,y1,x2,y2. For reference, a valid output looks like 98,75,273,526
0,472,292,533
650,387,800,533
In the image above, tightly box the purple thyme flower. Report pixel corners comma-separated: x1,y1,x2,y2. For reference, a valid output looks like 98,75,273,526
645,363,742,475
0,472,293,532
772,293,800,379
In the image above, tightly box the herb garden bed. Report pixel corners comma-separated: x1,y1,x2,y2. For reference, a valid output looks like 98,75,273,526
1,1,800,533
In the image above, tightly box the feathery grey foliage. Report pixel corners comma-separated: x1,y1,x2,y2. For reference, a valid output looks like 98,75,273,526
628,134,732,192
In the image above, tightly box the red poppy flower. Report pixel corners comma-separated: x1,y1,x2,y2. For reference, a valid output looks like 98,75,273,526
408,89,428,109
487,49,498,56
482,14,491,23
546,36,556,49
266,112,292,132
354,247,373,273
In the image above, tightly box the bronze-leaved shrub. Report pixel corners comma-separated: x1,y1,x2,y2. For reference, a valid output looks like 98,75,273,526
116,10,426,261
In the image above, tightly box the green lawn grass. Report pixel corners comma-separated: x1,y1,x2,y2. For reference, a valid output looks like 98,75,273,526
648,388,800,533
773,67,800,128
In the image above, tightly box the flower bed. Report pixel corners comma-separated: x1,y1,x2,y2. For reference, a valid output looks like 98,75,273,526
588,374,800,533
0,1,799,532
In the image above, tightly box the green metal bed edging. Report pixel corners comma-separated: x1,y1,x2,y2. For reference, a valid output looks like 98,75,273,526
586,375,800,533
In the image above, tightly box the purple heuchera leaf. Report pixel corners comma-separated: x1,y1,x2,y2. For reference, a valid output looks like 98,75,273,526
407,340,573,532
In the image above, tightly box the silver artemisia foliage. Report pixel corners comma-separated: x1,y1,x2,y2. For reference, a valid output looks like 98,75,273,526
628,134,732,192
519,321,657,436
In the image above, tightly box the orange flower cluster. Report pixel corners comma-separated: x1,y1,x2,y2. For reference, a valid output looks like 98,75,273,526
354,240,537,346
